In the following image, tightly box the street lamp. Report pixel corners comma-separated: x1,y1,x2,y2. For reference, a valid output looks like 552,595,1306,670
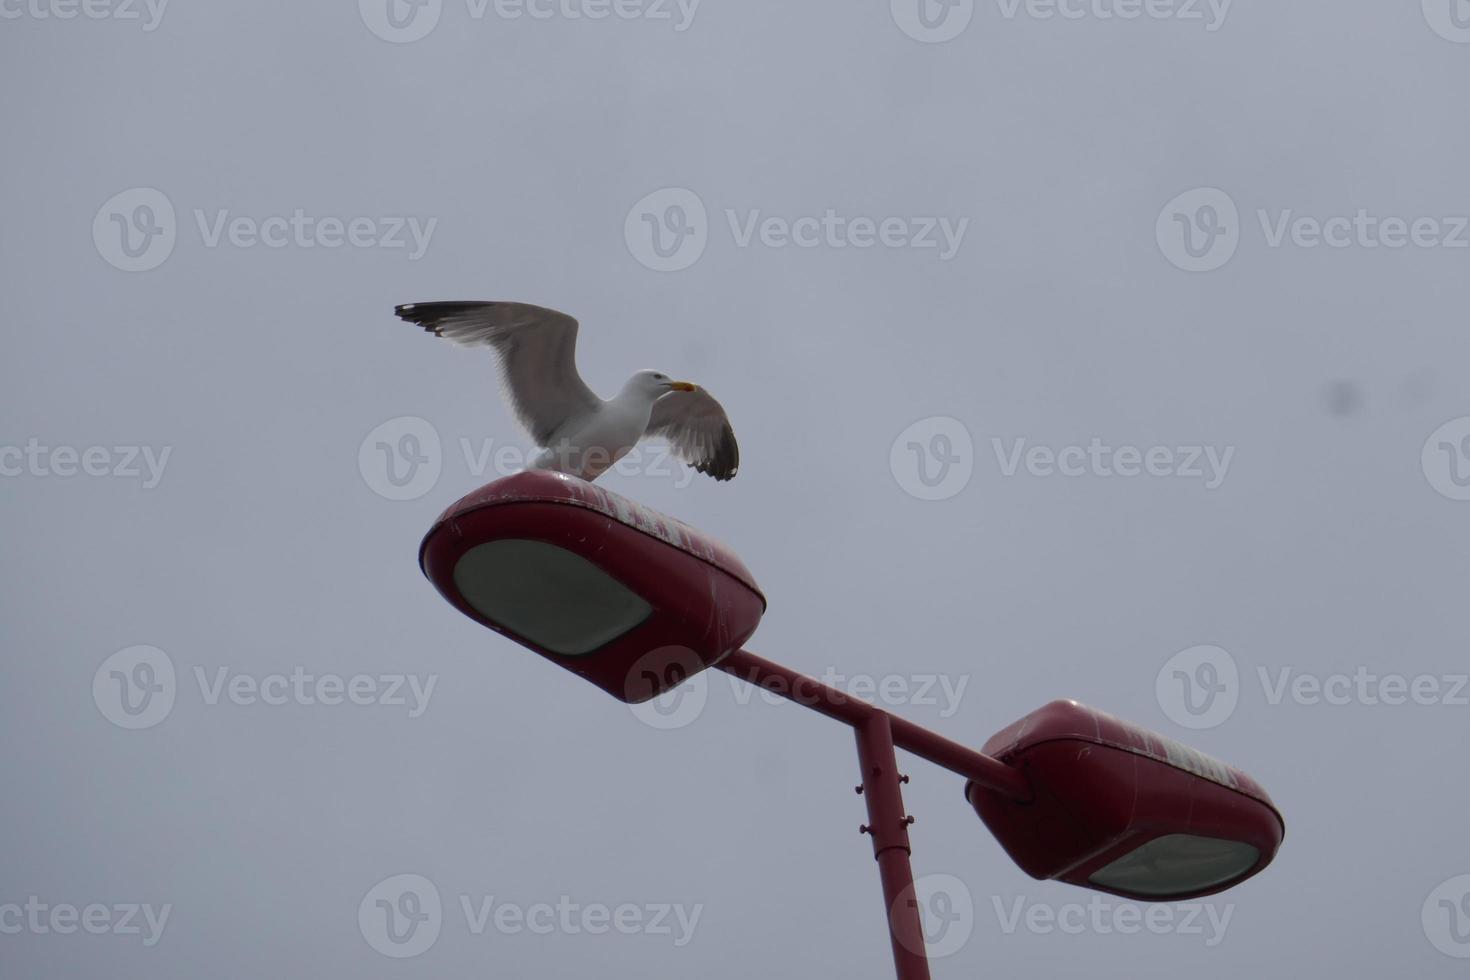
419,472,1286,979
965,699,1283,902
419,470,765,703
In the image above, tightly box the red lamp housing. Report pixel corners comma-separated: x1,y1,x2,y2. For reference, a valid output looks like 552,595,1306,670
966,700,1284,901
419,471,766,703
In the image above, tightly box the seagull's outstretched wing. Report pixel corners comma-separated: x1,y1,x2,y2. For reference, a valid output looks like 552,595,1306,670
394,301,600,446
645,387,739,482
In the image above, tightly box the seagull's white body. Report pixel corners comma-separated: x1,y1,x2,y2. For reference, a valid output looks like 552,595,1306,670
529,376,665,480
395,300,739,483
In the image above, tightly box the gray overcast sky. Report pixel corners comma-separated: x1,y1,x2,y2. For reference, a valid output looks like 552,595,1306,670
5,0,1470,976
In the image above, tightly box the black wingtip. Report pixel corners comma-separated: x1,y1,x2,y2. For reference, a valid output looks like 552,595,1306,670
394,302,435,331
696,423,740,482
395,300,482,336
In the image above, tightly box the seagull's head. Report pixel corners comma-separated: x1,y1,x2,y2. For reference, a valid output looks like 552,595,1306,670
628,370,697,398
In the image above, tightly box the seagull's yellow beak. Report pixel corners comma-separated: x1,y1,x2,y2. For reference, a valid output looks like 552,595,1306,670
668,381,697,392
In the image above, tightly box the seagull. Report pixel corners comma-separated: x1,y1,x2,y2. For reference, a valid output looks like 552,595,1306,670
394,300,739,483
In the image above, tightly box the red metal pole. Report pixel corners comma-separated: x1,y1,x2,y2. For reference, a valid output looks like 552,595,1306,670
855,714,932,980
716,648,1031,802
714,648,1035,979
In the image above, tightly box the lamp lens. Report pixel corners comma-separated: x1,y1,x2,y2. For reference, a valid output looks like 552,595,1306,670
453,539,652,656
1089,834,1260,897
